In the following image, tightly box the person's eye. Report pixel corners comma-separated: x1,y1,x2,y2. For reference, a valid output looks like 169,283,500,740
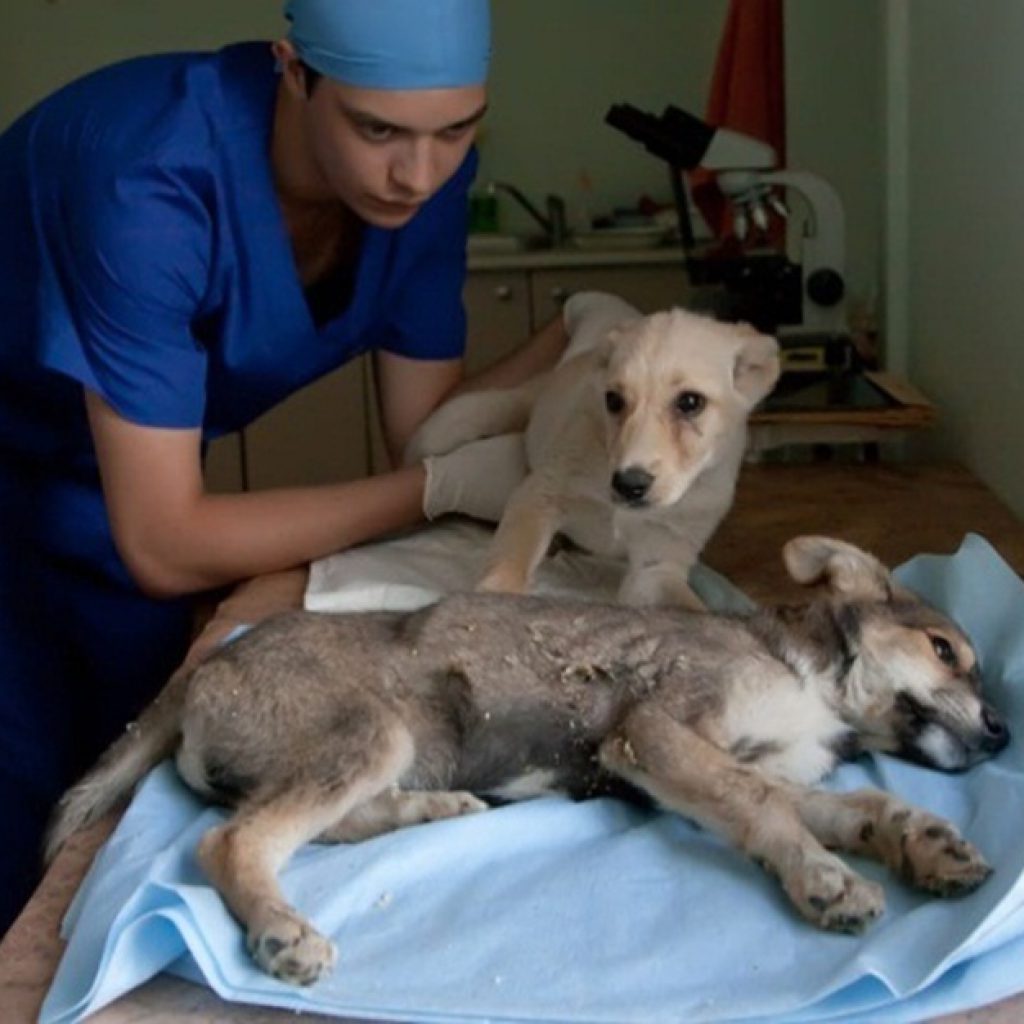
360,122,395,142
440,124,474,141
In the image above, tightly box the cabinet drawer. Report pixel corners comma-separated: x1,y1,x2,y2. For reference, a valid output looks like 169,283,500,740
530,264,690,326
244,358,369,490
462,270,533,374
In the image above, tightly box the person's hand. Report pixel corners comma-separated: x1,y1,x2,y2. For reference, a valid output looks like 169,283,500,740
423,432,527,523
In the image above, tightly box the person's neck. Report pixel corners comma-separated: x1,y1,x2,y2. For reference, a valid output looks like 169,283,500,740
271,82,352,225
270,82,362,284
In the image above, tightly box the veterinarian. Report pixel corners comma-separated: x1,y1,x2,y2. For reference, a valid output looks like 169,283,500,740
0,0,566,935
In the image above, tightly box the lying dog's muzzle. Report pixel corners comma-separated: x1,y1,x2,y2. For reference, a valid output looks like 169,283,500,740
979,704,1011,754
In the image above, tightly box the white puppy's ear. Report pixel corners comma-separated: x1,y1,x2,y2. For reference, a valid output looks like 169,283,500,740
731,325,781,407
562,291,642,364
783,536,892,601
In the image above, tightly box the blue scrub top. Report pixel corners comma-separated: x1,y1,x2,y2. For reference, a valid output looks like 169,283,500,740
0,42,475,589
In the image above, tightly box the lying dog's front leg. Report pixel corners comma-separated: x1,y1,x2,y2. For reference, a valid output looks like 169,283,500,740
599,705,884,933
790,787,992,897
478,474,563,594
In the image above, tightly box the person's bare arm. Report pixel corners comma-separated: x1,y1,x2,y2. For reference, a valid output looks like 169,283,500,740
373,314,570,467
86,390,427,599
372,352,463,468
455,313,568,393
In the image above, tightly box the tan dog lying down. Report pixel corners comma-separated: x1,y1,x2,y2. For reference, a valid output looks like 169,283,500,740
406,293,780,608
48,537,1008,986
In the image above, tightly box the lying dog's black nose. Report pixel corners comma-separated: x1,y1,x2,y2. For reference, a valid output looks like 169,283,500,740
612,467,654,505
980,705,1010,753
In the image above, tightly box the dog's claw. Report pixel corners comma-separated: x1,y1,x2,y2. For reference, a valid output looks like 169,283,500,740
788,856,885,933
248,913,336,986
899,817,992,897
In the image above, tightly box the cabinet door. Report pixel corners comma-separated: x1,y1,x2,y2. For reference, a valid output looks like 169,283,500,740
529,264,691,328
243,358,369,490
463,270,533,374
203,432,245,493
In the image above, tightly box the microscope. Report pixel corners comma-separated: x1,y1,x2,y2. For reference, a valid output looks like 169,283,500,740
606,103,856,388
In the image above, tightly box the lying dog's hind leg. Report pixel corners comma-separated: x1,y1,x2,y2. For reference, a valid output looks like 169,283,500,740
599,705,885,933
317,788,488,843
790,787,991,897
197,715,415,986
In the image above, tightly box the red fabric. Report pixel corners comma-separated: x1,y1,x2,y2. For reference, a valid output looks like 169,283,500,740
691,0,786,244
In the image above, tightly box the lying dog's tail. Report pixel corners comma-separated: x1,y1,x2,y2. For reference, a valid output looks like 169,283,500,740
403,378,545,465
44,662,192,864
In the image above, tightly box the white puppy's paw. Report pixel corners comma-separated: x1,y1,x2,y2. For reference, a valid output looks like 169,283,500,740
248,908,336,986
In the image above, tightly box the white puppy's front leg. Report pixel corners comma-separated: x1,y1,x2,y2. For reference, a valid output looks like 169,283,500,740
478,475,562,594
619,562,705,610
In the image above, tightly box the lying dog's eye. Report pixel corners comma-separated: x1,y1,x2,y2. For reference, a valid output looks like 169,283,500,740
674,391,706,417
605,390,625,414
930,634,958,668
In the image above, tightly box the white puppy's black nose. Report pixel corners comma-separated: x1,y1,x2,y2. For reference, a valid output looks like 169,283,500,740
612,467,654,505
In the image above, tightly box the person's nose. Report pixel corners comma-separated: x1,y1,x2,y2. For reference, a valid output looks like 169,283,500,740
391,138,437,199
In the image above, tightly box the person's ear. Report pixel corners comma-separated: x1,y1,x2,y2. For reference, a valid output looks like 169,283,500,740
272,40,308,100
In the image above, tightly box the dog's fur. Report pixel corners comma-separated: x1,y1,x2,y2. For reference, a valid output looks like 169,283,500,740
406,293,781,609
48,536,1008,986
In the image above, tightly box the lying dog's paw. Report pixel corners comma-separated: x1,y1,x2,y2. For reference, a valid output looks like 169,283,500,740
898,815,992,897
248,909,336,986
786,853,885,934
419,790,489,821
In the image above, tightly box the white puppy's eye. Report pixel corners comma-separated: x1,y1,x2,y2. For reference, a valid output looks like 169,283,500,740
930,634,958,668
605,390,625,414
674,391,706,417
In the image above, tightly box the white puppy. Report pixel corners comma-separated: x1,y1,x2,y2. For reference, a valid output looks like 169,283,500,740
407,292,780,608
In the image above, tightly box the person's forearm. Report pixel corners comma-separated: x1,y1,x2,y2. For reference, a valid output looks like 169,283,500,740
126,465,427,598
455,313,568,394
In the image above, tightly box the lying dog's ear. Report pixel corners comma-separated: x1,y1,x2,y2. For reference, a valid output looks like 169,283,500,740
783,535,892,602
732,325,781,408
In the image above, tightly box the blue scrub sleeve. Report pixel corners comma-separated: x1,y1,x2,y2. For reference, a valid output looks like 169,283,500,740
36,165,211,429
376,149,476,361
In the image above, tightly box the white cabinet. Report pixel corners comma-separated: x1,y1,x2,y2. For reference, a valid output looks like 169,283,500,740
464,251,689,369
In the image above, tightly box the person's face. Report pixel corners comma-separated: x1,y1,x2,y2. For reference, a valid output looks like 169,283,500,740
280,53,487,226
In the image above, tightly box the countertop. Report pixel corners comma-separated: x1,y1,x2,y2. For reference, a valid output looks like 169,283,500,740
466,240,685,272
2,462,1023,1024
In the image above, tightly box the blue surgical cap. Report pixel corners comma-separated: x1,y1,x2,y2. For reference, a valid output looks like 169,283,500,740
284,0,491,89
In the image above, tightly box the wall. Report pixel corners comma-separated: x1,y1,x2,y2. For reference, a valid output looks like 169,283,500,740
0,1,281,126
479,0,727,233
1,0,884,316
901,0,1024,516
484,0,884,314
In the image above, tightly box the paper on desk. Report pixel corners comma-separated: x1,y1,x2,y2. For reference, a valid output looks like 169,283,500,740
40,533,1024,1024
305,518,756,614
